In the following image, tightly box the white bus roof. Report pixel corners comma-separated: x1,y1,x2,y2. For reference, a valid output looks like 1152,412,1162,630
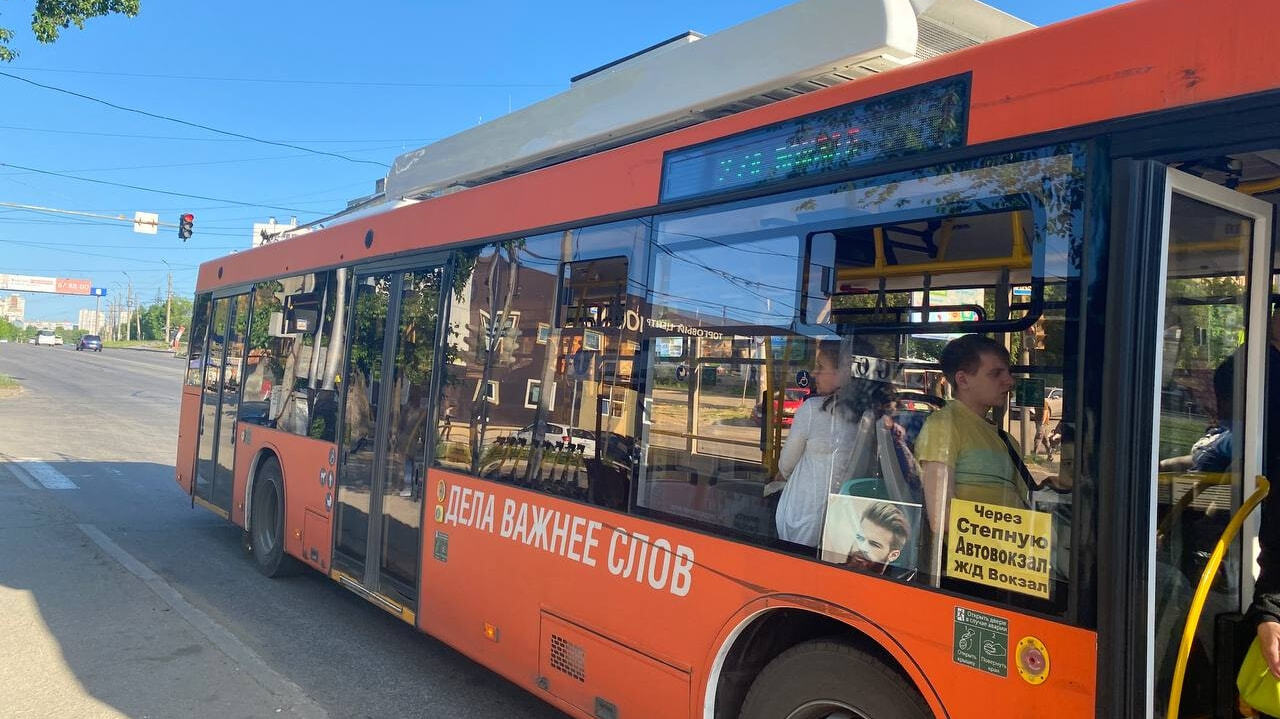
383,0,1032,203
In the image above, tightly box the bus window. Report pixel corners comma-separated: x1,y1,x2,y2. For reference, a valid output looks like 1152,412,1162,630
638,146,1084,616
433,220,647,511
238,270,347,441
185,292,212,386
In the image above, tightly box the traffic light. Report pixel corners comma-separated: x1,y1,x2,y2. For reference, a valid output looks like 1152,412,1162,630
178,213,195,240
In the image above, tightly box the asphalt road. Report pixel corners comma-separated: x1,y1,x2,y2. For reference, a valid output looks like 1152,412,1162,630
0,342,568,719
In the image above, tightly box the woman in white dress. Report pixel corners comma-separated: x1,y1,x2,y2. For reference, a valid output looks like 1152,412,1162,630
773,343,862,547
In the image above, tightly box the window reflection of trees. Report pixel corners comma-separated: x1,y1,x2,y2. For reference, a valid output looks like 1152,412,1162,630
385,270,443,486
434,223,646,512
240,272,346,441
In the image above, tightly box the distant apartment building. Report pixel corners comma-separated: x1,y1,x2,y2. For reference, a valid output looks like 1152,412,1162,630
1,294,24,323
29,320,76,331
77,308,104,334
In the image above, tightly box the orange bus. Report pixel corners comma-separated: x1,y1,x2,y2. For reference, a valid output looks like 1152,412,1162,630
175,1,1280,716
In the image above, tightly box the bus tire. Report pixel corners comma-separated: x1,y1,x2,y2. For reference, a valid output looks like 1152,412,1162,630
739,639,933,719
249,456,299,578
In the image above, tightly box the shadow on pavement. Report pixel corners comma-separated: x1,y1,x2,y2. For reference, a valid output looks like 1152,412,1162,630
0,458,568,719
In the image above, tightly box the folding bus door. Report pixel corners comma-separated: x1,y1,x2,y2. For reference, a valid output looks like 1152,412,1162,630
334,263,447,615
194,292,250,516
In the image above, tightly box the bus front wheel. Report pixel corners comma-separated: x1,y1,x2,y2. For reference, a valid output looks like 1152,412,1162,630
739,639,933,719
249,456,298,578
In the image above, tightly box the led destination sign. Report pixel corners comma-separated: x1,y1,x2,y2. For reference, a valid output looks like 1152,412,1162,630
660,75,969,202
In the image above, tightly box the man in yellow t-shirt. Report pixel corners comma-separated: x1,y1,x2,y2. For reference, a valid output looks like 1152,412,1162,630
915,334,1028,539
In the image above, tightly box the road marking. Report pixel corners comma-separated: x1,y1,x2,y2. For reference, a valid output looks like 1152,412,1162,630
77,524,328,717
4,461,40,489
11,459,79,490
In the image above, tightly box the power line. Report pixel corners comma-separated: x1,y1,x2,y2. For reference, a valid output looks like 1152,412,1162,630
0,234,245,249
0,162,325,214
0,216,248,238
0,70,391,168
0,237,199,266
0,124,438,145
0,213,249,236
7,65,561,89
0,148,394,176
0,266,196,274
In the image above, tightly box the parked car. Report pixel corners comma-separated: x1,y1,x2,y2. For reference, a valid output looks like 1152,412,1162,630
35,329,57,346
1046,386,1063,419
1010,386,1064,422
76,334,103,352
753,387,810,427
513,422,598,454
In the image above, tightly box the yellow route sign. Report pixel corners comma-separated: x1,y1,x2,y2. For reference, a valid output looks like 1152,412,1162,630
947,500,1053,598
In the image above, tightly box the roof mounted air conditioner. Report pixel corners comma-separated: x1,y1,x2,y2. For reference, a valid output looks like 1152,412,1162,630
384,0,1031,202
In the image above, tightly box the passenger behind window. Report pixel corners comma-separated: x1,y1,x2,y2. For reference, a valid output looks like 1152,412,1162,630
771,341,922,549
916,334,1036,533
1159,358,1235,474
771,343,858,547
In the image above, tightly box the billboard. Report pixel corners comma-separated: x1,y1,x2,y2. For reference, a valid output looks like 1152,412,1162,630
0,274,94,295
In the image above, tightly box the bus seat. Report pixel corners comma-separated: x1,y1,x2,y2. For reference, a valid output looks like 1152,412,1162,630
839,477,886,498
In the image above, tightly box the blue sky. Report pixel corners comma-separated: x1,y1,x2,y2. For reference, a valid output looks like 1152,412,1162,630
0,0,1121,322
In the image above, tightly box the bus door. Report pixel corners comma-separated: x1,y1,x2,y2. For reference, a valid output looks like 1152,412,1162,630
335,264,447,612
1150,167,1273,717
194,292,250,515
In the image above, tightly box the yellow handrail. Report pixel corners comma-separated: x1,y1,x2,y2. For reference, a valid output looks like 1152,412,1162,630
835,255,1033,281
1168,475,1270,719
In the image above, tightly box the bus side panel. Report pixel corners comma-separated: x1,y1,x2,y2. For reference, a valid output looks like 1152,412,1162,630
235,425,335,573
174,387,201,495
420,470,1095,719
967,0,1280,146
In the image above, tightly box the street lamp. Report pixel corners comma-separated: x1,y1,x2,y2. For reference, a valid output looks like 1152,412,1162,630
120,271,135,342
109,282,125,342
159,259,173,346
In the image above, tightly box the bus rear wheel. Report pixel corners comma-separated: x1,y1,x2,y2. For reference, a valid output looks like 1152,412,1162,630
739,639,933,719
249,456,299,578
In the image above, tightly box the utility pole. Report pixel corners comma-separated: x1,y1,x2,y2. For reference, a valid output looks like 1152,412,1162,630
126,279,133,342
165,272,172,348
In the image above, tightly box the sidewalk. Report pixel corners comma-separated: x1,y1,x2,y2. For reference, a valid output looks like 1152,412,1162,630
0,461,325,718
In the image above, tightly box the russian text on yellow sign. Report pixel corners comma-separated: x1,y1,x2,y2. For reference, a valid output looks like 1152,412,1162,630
947,499,1053,599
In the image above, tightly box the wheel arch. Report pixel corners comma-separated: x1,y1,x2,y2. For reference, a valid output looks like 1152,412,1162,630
242,444,285,535
702,595,947,719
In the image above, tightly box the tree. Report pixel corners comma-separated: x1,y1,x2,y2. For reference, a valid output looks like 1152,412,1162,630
134,294,192,341
1,1,139,62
